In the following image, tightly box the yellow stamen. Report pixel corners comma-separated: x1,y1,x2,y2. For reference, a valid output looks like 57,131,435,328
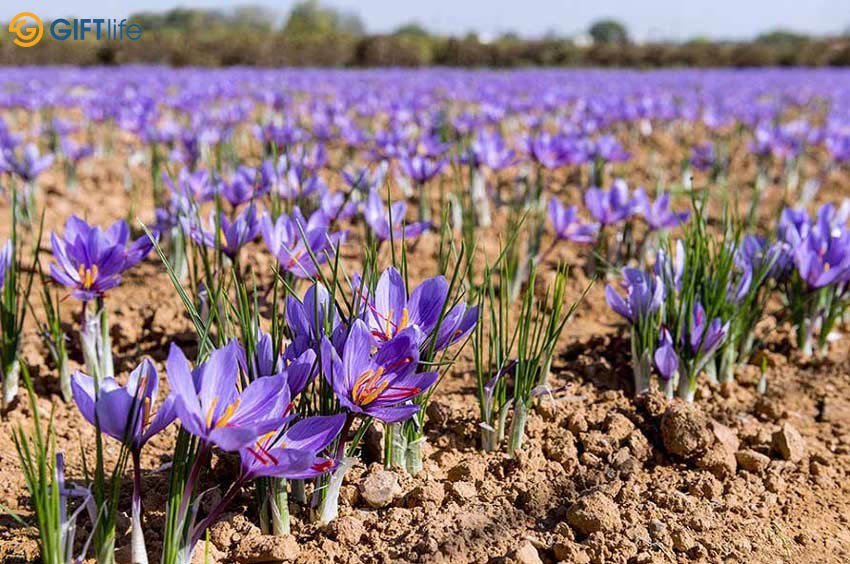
205,398,219,429
352,366,386,405
398,308,409,331
358,380,389,406
219,228,228,247
257,431,276,448
142,397,151,428
77,264,99,289
385,309,394,337
286,250,305,268
825,262,831,272
214,399,241,429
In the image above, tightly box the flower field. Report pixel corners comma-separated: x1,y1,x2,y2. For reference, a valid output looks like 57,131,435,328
0,67,849,563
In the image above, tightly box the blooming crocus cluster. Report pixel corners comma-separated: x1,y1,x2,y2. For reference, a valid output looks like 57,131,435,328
777,204,850,355
72,359,176,564
606,268,665,394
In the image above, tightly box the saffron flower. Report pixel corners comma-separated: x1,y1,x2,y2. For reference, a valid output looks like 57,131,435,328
793,208,850,289
465,130,517,171
60,137,94,164
243,330,317,397
548,197,599,243
359,267,448,345
689,302,728,356
218,166,265,207
0,143,54,181
166,341,292,451
433,301,479,351
71,358,176,449
363,189,430,242
605,268,665,324
633,189,689,231
654,329,679,382
50,216,156,301
261,209,346,279
185,205,260,259
0,239,11,288
320,319,438,423
584,180,639,226
398,154,446,185
285,282,346,359
690,142,716,171
239,414,346,480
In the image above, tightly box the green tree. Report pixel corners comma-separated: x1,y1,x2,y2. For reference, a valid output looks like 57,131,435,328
283,0,365,37
589,19,629,44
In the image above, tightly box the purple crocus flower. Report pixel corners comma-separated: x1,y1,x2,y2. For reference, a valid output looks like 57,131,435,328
654,240,685,294
320,319,438,423
239,414,346,480
240,330,317,398
433,301,479,351
364,189,430,242
584,180,639,226
526,132,587,169
185,205,260,259
218,166,265,207
342,163,387,193
689,303,728,356
605,268,664,324
71,358,176,449
690,142,716,172
592,135,631,163
358,266,448,346
0,239,11,288
399,154,446,185
793,208,850,288
736,235,786,278
261,209,345,279
0,143,53,181
166,341,292,452
466,130,516,171
654,328,679,381
285,282,346,360
50,216,156,301
60,137,94,164
548,197,599,243
632,189,689,231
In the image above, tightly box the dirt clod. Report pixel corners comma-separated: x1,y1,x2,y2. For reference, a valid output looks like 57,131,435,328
736,449,771,473
661,402,713,459
233,534,300,563
566,491,622,536
772,422,805,462
512,540,543,564
360,469,402,508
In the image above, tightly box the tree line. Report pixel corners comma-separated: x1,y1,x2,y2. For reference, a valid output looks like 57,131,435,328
3,2,849,67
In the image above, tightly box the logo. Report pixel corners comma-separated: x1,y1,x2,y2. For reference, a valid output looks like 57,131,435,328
9,12,43,47
6,13,143,46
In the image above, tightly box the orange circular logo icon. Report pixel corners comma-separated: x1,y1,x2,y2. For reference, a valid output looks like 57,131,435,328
9,12,43,47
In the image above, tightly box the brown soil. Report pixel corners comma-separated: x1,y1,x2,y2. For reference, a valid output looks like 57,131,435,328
1,130,849,564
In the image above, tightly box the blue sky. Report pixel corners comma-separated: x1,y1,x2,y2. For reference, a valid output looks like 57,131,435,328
2,0,845,41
